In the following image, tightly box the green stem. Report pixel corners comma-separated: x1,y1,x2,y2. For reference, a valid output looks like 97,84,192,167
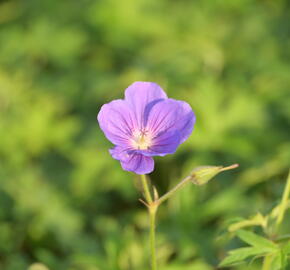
140,175,157,270
156,175,191,205
149,205,158,270
139,174,193,270
262,255,272,270
276,170,290,230
140,174,153,204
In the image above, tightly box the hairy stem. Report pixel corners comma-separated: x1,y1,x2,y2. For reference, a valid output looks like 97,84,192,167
140,174,192,270
140,175,158,270
140,174,153,204
276,170,290,230
156,175,191,205
149,205,158,270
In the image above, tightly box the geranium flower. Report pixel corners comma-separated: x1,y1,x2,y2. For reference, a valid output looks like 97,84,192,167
97,82,196,174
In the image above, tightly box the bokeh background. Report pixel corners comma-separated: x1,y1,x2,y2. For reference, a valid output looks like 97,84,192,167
0,0,289,269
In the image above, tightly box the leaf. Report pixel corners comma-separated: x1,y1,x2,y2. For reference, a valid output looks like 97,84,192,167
228,213,268,232
219,247,269,267
236,230,277,251
276,234,290,243
282,241,290,254
269,252,287,270
280,251,288,269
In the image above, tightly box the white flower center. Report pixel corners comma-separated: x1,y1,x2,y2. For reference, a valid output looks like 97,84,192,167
131,130,152,150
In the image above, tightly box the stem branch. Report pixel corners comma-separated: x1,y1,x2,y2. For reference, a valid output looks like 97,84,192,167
276,170,290,230
156,176,191,205
140,175,158,270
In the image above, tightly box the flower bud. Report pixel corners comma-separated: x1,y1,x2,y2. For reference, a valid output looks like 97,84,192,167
190,164,239,185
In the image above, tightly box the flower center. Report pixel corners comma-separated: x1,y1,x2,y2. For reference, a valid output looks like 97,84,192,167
131,130,152,150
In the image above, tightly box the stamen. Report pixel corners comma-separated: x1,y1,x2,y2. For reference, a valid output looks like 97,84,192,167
131,129,152,150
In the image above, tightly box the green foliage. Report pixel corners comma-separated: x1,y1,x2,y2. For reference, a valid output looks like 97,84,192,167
0,0,289,269
219,247,270,267
235,230,277,251
220,172,290,269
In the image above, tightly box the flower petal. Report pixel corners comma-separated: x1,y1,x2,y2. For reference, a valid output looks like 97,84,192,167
110,146,154,174
173,100,196,143
109,146,131,162
125,82,167,129
97,99,137,146
150,130,181,155
121,153,154,174
135,130,181,157
145,98,195,143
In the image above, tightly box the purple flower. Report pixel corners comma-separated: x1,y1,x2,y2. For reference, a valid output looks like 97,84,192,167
97,82,196,175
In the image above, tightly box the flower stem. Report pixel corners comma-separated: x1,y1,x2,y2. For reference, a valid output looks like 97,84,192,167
140,174,153,204
276,170,290,230
140,175,158,270
149,204,158,270
140,174,192,270
156,175,191,205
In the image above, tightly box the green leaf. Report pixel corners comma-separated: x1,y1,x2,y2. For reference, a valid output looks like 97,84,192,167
276,234,290,243
282,241,290,254
280,251,288,270
219,247,269,267
236,230,278,251
270,252,286,270
228,212,267,232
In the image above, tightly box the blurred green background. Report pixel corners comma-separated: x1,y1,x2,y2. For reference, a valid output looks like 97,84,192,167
0,0,289,269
